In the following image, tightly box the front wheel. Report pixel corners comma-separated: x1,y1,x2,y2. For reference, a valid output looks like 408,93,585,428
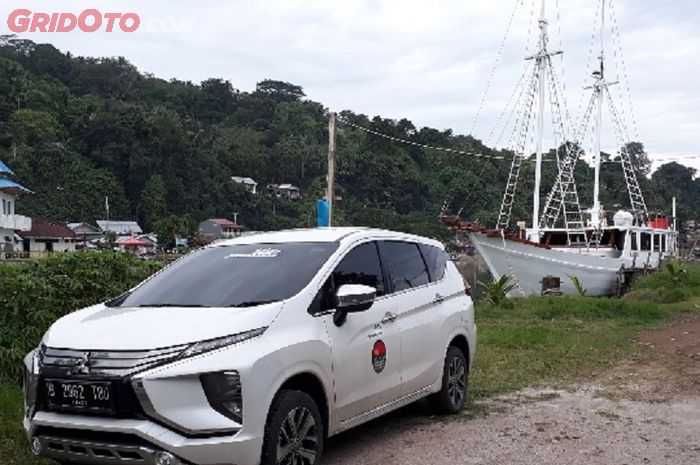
261,390,324,465
428,346,469,414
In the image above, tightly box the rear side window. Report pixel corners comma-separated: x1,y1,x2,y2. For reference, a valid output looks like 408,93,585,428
420,244,448,282
382,241,429,292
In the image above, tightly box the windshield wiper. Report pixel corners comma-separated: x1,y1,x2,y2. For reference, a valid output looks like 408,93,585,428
105,291,133,307
137,303,213,308
229,300,280,308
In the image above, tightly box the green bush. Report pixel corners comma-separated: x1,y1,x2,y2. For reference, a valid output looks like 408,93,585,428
631,261,700,303
0,253,161,383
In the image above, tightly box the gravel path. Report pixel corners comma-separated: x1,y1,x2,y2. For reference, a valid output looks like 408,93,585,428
324,316,700,465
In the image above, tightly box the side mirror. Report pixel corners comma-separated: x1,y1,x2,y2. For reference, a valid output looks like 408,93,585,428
333,285,376,327
336,284,376,312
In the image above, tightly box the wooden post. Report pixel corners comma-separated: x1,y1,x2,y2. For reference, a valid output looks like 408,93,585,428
326,112,336,227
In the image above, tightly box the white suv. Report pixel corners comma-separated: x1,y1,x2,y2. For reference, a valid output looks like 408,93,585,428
23,228,476,465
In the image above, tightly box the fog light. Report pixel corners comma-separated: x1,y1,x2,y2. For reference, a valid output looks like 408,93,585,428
154,451,180,465
200,371,243,424
30,437,42,455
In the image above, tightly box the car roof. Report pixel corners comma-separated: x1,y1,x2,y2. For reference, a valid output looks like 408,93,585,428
215,227,444,248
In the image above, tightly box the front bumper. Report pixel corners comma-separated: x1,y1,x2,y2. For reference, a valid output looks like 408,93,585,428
26,412,263,465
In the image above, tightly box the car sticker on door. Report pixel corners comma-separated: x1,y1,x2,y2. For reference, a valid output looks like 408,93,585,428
372,340,387,374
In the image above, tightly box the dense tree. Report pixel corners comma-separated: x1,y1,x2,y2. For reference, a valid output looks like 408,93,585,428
139,175,167,232
0,37,695,243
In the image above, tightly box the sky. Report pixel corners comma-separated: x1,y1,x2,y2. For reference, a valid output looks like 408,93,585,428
3,0,699,173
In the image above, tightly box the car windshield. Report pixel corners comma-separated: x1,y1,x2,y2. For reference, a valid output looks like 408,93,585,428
118,242,339,308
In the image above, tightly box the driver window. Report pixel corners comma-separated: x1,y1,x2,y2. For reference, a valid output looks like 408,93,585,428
312,242,385,313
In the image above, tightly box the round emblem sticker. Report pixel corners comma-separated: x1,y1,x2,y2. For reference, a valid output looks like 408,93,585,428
372,340,387,374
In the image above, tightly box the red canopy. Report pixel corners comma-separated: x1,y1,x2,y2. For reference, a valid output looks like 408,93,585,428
118,237,149,247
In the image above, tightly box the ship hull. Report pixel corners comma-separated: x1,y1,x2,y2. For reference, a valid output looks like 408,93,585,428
469,232,622,297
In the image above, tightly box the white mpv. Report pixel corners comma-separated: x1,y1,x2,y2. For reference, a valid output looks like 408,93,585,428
23,228,476,465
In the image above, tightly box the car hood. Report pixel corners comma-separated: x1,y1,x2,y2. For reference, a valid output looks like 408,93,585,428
42,302,284,351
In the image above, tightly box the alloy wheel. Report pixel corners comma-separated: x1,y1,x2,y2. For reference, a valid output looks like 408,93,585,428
447,355,466,407
276,406,319,465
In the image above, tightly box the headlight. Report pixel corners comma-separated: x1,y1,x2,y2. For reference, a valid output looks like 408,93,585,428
201,371,243,424
179,327,266,360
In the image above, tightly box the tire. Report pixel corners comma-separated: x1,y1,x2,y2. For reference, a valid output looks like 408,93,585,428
428,346,469,414
261,390,324,465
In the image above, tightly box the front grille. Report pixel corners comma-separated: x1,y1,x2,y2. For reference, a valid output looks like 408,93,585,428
33,427,191,465
37,344,186,419
35,427,148,445
40,345,188,377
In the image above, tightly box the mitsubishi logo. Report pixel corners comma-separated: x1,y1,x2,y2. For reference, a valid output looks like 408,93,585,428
70,352,93,375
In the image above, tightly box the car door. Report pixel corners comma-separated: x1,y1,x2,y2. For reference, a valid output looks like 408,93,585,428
379,241,445,396
316,241,402,423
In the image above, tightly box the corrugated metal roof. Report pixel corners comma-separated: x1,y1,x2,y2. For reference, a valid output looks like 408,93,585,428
68,222,101,233
0,178,31,193
96,220,143,235
0,159,14,175
210,218,240,228
19,218,75,239
231,176,258,185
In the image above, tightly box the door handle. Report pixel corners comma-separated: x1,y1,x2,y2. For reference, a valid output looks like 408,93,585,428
434,293,445,303
381,312,397,324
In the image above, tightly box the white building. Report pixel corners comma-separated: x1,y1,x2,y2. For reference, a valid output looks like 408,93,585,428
231,176,258,194
0,159,32,253
96,220,143,237
18,218,77,253
272,183,301,200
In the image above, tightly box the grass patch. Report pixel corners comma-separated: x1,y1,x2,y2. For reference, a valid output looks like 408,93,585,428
0,384,50,465
2,261,700,464
469,295,674,399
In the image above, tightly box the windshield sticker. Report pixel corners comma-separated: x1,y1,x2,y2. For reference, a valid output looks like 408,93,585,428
224,248,282,259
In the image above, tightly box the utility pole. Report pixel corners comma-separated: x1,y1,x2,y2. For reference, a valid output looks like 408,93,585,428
326,112,336,227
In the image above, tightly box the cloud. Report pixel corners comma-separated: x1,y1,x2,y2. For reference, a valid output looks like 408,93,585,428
2,0,698,170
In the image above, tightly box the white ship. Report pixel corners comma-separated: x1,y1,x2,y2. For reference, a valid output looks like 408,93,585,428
449,0,677,296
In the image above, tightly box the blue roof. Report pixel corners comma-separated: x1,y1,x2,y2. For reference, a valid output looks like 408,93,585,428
0,178,31,193
0,160,14,175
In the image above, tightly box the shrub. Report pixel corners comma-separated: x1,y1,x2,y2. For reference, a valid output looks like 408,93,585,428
478,275,516,308
567,275,588,296
0,252,161,382
632,261,700,303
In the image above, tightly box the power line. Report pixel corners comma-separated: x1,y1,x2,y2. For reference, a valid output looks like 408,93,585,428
469,0,523,136
337,115,525,161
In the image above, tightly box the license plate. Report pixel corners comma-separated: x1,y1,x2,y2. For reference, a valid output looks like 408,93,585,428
45,380,114,413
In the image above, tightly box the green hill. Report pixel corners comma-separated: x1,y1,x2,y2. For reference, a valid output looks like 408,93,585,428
0,35,697,243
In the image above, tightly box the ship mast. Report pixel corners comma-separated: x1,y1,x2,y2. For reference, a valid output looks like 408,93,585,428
590,0,606,228
528,0,561,240
531,0,547,239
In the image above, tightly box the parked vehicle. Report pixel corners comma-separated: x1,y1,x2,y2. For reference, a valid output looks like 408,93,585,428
22,228,476,465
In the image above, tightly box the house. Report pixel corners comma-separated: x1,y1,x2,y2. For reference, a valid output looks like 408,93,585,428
231,176,258,194
199,218,244,240
68,222,103,242
270,183,301,200
18,218,77,253
117,235,158,255
0,159,32,253
96,220,143,237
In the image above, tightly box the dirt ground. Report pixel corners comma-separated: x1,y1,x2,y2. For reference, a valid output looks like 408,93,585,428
324,315,700,465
